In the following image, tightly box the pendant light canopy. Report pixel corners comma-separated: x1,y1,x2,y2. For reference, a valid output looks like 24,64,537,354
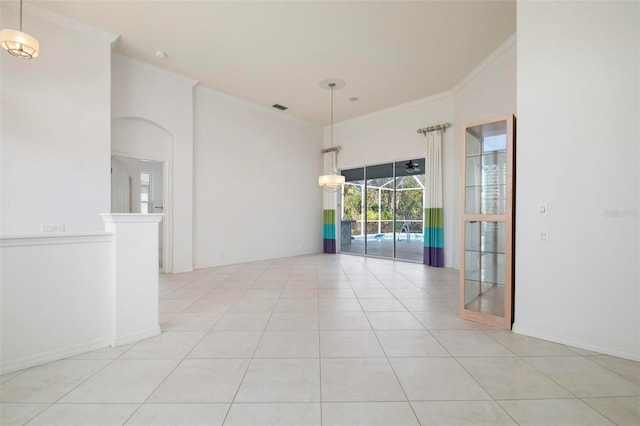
318,78,346,192
1,0,39,59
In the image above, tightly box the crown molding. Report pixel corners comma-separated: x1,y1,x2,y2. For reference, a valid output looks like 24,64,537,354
196,84,323,130
113,54,200,88
5,2,121,45
451,32,516,94
333,91,453,129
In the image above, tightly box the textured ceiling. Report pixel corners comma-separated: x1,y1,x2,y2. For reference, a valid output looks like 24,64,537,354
31,0,516,125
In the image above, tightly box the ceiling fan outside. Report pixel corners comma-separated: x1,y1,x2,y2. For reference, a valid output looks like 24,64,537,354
405,160,421,173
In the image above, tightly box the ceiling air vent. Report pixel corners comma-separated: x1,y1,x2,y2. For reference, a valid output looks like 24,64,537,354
272,104,288,111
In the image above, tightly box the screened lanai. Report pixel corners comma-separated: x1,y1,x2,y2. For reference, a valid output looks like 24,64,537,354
340,159,426,262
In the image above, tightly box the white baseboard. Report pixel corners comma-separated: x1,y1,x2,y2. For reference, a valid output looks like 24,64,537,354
1,337,112,375
1,326,162,375
512,322,640,362
114,326,161,347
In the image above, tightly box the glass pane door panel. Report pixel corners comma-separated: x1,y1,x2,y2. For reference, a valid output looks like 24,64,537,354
465,156,482,187
465,121,508,215
464,280,505,318
394,170,425,262
365,163,394,258
465,221,505,253
341,168,365,255
463,220,505,317
466,133,481,156
341,182,365,254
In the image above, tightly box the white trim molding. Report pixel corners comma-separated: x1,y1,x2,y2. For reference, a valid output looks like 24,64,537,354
513,321,640,362
21,2,120,45
1,337,113,375
452,32,516,94
113,326,161,347
100,213,164,224
0,233,112,248
112,54,199,87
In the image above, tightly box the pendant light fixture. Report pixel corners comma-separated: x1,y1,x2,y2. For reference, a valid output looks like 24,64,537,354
318,78,346,191
0,0,39,59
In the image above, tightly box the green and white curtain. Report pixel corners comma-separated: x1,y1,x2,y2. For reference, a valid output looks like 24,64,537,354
424,130,444,266
323,191,337,253
322,150,338,253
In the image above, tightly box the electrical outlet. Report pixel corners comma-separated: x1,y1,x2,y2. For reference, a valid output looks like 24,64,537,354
41,224,65,233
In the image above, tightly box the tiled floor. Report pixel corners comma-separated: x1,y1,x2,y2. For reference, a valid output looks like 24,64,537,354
2,254,639,425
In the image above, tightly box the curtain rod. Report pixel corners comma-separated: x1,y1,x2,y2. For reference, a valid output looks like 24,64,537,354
417,122,451,135
321,146,341,153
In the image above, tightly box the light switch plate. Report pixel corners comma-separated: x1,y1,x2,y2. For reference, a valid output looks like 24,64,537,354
538,203,548,216
539,231,549,243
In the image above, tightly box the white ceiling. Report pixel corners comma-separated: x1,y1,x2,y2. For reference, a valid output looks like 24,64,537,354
31,0,516,126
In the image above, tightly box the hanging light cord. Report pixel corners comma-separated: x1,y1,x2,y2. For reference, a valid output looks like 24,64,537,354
330,82,335,148
319,81,341,153
19,0,23,31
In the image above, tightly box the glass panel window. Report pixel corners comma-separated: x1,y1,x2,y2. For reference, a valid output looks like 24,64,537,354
140,172,151,214
463,220,506,317
341,160,425,262
465,121,508,215
341,168,365,255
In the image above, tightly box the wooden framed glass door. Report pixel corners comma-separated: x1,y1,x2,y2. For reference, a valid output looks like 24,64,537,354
460,115,515,329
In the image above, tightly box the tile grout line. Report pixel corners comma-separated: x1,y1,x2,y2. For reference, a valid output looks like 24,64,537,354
346,263,422,426
318,266,324,426
6,254,639,425
220,260,290,426
368,260,519,425
127,270,248,425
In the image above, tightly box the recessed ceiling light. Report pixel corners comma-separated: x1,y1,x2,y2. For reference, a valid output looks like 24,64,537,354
155,50,168,59
349,97,359,102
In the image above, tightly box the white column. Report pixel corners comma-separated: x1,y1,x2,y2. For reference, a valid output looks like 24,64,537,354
101,214,163,346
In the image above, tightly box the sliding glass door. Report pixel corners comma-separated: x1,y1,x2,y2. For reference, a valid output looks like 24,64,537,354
341,168,365,255
394,159,425,262
341,159,425,261
365,163,394,258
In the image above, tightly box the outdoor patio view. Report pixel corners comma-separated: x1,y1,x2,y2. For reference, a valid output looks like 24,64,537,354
341,160,425,262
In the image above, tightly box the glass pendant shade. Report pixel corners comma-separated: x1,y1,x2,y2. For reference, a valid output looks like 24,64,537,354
318,173,345,191
0,29,39,59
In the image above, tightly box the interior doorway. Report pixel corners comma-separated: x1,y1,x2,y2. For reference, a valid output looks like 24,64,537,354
111,156,167,271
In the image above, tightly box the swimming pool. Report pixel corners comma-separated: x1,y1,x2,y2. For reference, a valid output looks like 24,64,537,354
351,232,424,242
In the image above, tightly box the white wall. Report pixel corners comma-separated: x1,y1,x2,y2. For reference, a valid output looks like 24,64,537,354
1,234,113,373
331,93,456,267
330,35,516,271
111,55,196,272
194,88,323,268
515,1,640,360
113,156,141,212
0,4,116,235
102,214,162,347
334,94,454,169
324,92,459,267
452,37,517,269
1,216,162,373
